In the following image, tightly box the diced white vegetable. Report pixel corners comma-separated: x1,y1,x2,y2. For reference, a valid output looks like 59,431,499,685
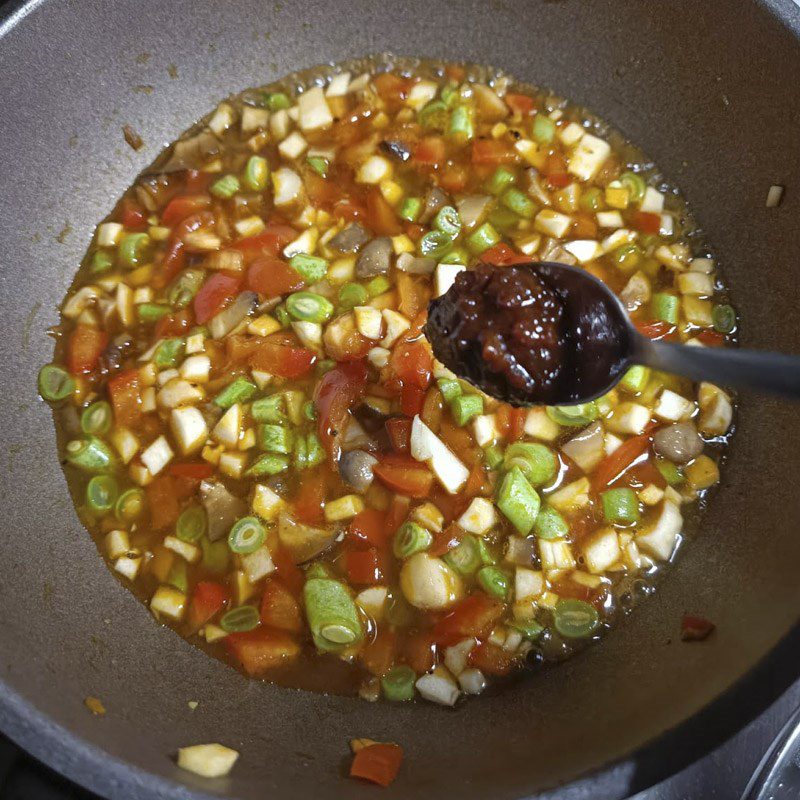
606,402,651,435
156,368,180,387
416,667,460,706
179,354,211,383
116,282,134,327
604,432,624,456
177,743,239,778
241,546,276,583
291,320,323,350
502,630,523,652
233,570,255,604
248,315,281,338
515,567,544,601
582,527,621,574
654,389,696,422
400,552,463,610
444,638,475,677
110,427,139,464
563,239,601,263
269,108,291,139
534,209,572,238
568,133,610,180
654,244,687,271
380,309,411,348
410,502,444,533
766,184,784,208
457,497,496,536
283,229,319,261
601,228,637,254
208,102,235,135
639,484,665,506
367,346,390,369
252,484,284,522
683,296,713,326
640,186,665,213
241,105,269,134
170,407,208,455
524,408,560,441
150,585,185,620
298,86,333,131
677,271,714,296
547,477,591,512
514,138,545,167
636,500,683,561
596,210,624,228
458,668,487,695
410,416,469,494
219,451,247,479
561,421,604,471
186,333,206,356
140,386,157,413
233,216,266,239
517,233,542,255
212,403,242,447
324,494,365,522
353,305,383,339
63,286,100,319
406,80,438,110
272,167,303,207
114,555,141,580
129,462,153,486
164,535,201,564
356,155,392,184
97,222,124,247
690,257,715,274
140,435,173,475
434,263,466,297
132,287,153,305
105,529,130,560
355,586,389,622
660,214,674,236
157,379,204,409
558,122,585,146
325,72,351,97
698,391,733,436
278,130,307,159
620,271,651,312
538,538,576,571
472,414,497,447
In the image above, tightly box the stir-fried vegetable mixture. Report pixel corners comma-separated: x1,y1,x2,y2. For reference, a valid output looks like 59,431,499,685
39,59,734,705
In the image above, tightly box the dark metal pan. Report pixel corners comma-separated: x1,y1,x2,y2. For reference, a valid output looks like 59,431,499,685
1,1,799,797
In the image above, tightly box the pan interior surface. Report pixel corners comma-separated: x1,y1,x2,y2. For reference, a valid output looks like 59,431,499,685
1,1,799,799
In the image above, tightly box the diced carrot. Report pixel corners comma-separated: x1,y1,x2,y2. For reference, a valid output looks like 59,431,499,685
571,211,598,238
226,628,300,676
154,308,193,339
429,522,463,557
230,224,298,259
414,136,446,166
480,242,530,266
260,579,304,634
350,743,403,788
592,429,656,492
168,461,214,481
119,198,147,230
365,188,402,236
546,172,571,189
696,330,726,347
390,339,432,389
635,320,678,342
396,273,431,319
400,385,426,417
440,162,469,192
250,342,316,378
373,72,412,101
471,139,518,165
681,614,715,641
385,495,411,537
161,194,211,226
271,545,305,597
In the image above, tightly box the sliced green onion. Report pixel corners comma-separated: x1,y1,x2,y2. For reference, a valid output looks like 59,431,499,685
487,166,516,196
487,205,518,231
306,156,328,177
90,250,113,274
475,537,497,566
337,282,367,311
201,537,230,574
496,466,540,535
712,303,736,334
177,505,207,542
440,82,459,107
503,442,557,486
393,522,432,559
366,275,391,297
509,618,545,639
243,155,270,191
274,304,291,328
618,171,646,204
246,453,290,477
167,561,188,593
210,174,240,199
501,188,536,219
467,222,501,254
302,400,316,421
444,536,481,575
619,365,650,394
440,245,469,265
477,566,510,600
655,458,684,486
534,505,569,540
137,303,171,323
450,393,483,426
115,487,145,522
433,205,461,238
652,293,679,325
38,364,75,402
264,91,290,111
610,243,642,271
315,359,335,376
86,474,118,512
228,516,266,554
286,291,334,323
381,665,416,702
436,378,462,403
601,487,640,524
220,604,260,633
483,445,504,470
546,403,599,427
579,187,604,212
553,598,600,638
118,233,151,268
305,562,333,580
65,437,115,473
419,229,454,259
418,99,448,132
251,393,286,423
448,104,474,141
305,433,324,468
153,337,184,368
293,435,308,470
532,115,556,144
168,269,205,309
214,376,257,409
81,401,112,435
258,423,293,455
304,577,364,651
399,197,422,222
289,253,328,283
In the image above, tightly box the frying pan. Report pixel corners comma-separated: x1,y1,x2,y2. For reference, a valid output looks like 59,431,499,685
1,1,800,798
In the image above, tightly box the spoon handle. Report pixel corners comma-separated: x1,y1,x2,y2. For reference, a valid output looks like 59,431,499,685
635,338,800,399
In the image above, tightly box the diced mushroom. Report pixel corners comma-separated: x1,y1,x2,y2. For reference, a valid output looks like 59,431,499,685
356,237,393,277
396,253,436,275
200,480,247,541
208,291,258,339
652,422,704,464
504,535,539,567
157,131,220,173
380,139,412,162
561,421,605,472
419,187,450,224
339,449,378,492
455,195,491,229
278,512,337,563
329,222,370,253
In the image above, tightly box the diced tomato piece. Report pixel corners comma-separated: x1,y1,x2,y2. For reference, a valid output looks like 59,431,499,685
696,330,726,347
107,369,141,427
154,307,193,339
402,630,437,674
161,194,211,226
365,188,402,236
314,361,368,464
390,339,432,389
260,579,304,634
346,547,385,585
373,454,434,498
360,629,397,677
635,320,678,342
247,257,304,297
119,199,147,230
187,581,229,630
67,325,108,375
505,93,535,115
429,522,463,557
292,468,326,525
146,476,180,530
546,172,571,189
373,72,412,102
385,495,411,536
462,463,488,500
481,242,530,266
231,223,298,258
592,429,655,492
400,385,426,417
471,139,518,165
681,614,715,642
349,508,390,547
249,341,316,378
226,628,300,676
160,210,215,284
433,593,505,646
350,743,403,788
396,273,431,320
168,461,214,481
414,136,446,166
631,210,662,234
193,272,242,324
469,641,516,676
385,417,412,454
271,546,305,597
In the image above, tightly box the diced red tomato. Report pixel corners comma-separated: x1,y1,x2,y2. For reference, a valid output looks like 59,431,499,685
385,417,412,454
119,198,147,230
433,593,505,646
390,339,432,389
161,194,211,226
314,361,368,464
469,641,516,676
402,630,437,674
429,522,463,557
681,614,715,641
505,93,536,115
696,330,726,347
463,462,488,499
67,325,108,375
304,171,342,208
546,172,571,189
260,579,304,633
373,72,412,102
365,188,402,236
168,461,214,481
350,743,403,788
635,320,678,342
154,308,193,339
146,475,180,530
108,369,141,427
360,630,397,677
385,495,411,536
226,628,300,676
400,385,426,417
292,468,326,525
405,222,424,242
160,211,215,284
373,454,434,498
592,429,656,491
271,545,305,597
481,242,531,266
193,272,242,324
249,342,316,379
471,139,518,165
187,581,229,630
396,273,431,320
247,257,305,297
346,547,385,585
231,223,298,258
631,210,662,234
349,508,390,548
414,136,446,166
496,403,525,441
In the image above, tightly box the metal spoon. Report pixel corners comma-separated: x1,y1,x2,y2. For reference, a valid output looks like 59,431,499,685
428,260,800,405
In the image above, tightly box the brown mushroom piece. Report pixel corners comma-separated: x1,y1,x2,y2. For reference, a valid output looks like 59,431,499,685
355,237,393,278
329,222,370,253
200,480,247,541
338,450,377,493
418,186,450,224
278,512,337,564
652,422,704,464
